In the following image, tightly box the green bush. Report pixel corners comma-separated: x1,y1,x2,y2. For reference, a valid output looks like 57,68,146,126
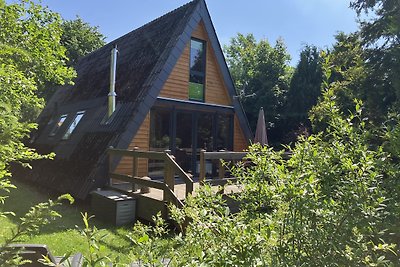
166,93,399,266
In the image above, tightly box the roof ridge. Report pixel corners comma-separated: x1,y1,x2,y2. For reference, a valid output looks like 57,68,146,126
128,0,200,36
74,0,200,65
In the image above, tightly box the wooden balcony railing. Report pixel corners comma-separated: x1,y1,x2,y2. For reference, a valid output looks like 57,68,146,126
108,147,194,208
199,149,247,186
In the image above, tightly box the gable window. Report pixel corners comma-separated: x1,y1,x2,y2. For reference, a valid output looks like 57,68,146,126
62,111,85,140
49,114,67,136
189,38,206,102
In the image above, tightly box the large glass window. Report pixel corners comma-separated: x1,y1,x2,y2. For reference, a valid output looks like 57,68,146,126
148,107,234,177
150,109,171,151
62,111,85,140
189,39,206,101
49,114,67,136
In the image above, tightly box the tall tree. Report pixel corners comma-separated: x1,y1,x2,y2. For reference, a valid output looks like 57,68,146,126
350,0,400,121
225,33,292,143
0,0,74,183
60,16,106,66
283,45,323,140
0,0,75,100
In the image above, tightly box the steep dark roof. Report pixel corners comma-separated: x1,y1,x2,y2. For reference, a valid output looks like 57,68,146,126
51,0,199,106
21,0,201,199
20,0,251,199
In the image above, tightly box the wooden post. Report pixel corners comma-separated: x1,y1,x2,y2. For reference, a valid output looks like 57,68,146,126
199,149,206,185
132,147,139,191
164,150,174,202
186,173,194,197
108,146,114,186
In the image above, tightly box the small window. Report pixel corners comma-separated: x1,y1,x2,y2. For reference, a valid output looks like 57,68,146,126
49,114,67,136
62,111,85,140
189,38,206,101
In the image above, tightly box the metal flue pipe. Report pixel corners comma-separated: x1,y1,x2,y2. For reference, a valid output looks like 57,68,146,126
108,45,118,118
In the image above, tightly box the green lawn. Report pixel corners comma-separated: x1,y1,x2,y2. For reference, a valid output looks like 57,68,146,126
0,179,136,264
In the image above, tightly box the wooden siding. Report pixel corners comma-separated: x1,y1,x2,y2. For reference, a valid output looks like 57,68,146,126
159,44,190,99
234,114,249,152
115,113,150,177
159,21,231,106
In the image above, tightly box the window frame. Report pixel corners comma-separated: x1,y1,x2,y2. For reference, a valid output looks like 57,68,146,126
61,111,85,140
189,38,206,102
49,114,68,136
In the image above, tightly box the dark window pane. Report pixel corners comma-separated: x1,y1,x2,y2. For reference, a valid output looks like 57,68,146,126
196,113,213,176
189,73,204,84
149,109,171,177
175,112,193,172
216,114,233,150
197,113,213,151
150,109,171,150
49,114,67,136
190,39,204,72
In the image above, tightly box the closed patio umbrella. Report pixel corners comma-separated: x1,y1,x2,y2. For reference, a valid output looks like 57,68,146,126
254,107,268,145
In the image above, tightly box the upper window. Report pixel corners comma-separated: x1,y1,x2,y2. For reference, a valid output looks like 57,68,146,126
189,39,206,102
62,111,85,140
49,114,67,136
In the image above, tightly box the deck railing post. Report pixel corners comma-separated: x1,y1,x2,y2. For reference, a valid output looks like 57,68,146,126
186,173,193,197
132,146,139,191
199,149,206,185
108,146,114,186
164,150,174,202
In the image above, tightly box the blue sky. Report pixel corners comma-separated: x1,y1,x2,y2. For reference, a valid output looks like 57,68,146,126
36,0,359,65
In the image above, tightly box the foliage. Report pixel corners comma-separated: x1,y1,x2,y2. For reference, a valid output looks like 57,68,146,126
224,33,292,143
349,0,399,122
0,1,76,265
234,101,398,265
61,16,106,66
126,214,176,266
0,0,75,99
169,188,269,266
351,0,399,50
77,213,115,267
0,0,75,189
310,36,367,132
327,31,395,123
282,45,323,142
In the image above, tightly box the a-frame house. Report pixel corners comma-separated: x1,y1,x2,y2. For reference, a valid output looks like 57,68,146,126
25,0,251,200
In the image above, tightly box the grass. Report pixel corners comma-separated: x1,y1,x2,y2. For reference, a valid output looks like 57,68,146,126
0,178,140,264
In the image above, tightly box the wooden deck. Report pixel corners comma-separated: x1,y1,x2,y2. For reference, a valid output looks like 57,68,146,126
107,148,246,222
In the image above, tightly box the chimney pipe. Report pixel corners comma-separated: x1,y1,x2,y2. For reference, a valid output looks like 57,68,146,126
108,45,118,118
